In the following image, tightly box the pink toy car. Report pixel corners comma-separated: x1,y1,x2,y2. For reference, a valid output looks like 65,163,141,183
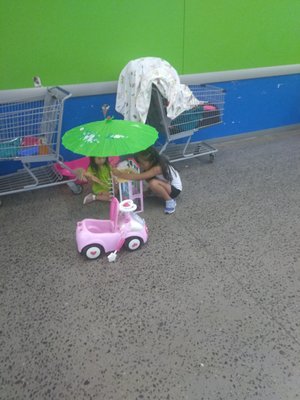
76,197,148,260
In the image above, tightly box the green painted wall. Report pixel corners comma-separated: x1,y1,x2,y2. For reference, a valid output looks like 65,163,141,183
0,0,299,90
184,0,300,73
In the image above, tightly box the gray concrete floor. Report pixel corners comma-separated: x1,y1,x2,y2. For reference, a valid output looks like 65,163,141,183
1,128,300,400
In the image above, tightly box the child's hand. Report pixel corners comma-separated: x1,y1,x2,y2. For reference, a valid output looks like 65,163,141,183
75,168,87,182
112,168,125,178
84,171,109,187
90,176,102,185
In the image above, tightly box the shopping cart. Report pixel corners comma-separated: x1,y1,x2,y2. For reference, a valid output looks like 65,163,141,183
146,84,225,162
0,86,78,202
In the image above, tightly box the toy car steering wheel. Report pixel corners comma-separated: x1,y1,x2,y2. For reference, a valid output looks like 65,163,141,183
119,199,137,213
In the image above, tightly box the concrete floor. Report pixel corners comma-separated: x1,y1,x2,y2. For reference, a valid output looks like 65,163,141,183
1,128,300,400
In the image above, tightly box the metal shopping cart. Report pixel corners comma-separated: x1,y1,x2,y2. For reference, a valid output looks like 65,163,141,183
0,86,78,202
146,84,225,162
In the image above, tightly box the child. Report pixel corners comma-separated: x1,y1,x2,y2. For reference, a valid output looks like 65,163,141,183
112,147,182,214
81,157,113,204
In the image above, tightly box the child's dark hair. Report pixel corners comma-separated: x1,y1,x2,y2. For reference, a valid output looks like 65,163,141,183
89,157,108,175
136,147,173,181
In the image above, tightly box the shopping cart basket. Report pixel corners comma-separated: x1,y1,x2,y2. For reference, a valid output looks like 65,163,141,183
146,84,225,162
0,86,78,201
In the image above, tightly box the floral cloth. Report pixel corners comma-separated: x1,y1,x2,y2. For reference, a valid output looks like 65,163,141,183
116,57,203,123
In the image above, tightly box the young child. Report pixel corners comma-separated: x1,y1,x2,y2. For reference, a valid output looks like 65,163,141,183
112,147,182,214
81,157,113,204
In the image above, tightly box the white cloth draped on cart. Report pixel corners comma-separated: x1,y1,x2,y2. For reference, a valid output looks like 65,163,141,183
116,57,204,123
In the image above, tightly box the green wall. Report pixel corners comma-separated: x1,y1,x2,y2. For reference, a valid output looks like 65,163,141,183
184,0,300,73
0,0,299,90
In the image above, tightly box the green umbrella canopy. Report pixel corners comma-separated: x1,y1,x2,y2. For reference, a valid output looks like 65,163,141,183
62,118,158,157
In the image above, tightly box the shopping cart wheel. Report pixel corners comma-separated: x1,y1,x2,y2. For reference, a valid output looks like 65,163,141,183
67,181,83,195
82,244,104,260
209,153,215,162
72,184,83,195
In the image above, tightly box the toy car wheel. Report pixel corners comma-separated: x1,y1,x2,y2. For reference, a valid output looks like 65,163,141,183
82,244,104,260
125,236,143,251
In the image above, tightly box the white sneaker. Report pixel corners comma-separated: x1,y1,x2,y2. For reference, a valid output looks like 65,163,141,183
164,199,176,214
83,193,96,204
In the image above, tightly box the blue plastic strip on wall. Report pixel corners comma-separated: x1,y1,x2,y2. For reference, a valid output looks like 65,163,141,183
1,73,300,176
